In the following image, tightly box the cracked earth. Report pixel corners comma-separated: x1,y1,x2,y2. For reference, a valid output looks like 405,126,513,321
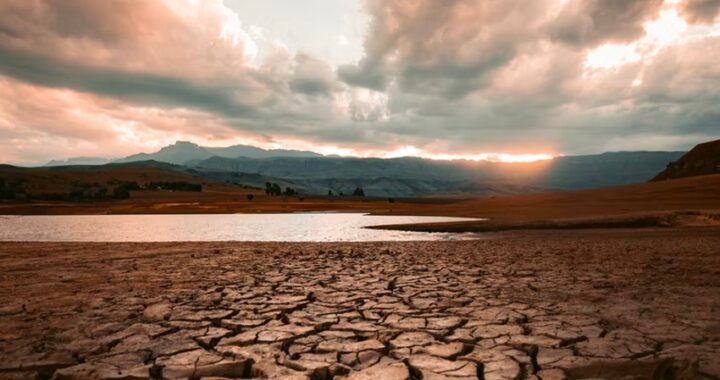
0,228,719,379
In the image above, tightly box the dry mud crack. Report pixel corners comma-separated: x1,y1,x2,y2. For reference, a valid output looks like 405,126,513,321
0,229,719,379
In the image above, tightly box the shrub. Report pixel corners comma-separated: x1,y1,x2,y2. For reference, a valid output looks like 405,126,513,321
146,181,201,192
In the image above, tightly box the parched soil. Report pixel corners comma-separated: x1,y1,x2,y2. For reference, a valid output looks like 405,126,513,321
1,229,719,379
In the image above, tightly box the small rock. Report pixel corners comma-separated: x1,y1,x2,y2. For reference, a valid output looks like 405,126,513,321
142,303,171,321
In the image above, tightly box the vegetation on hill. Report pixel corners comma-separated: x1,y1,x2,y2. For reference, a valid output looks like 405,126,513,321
0,164,209,202
652,139,720,181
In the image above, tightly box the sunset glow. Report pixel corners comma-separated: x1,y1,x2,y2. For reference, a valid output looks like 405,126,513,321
380,146,554,163
245,143,556,163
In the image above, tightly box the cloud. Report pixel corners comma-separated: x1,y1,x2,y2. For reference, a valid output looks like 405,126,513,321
680,0,720,23
339,0,551,98
546,0,664,46
288,53,337,97
0,0,258,77
0,46,259,118
0,78,249,164
0,0,719,164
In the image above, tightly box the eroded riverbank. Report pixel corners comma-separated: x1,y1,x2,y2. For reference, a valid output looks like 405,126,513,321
1,229,719,379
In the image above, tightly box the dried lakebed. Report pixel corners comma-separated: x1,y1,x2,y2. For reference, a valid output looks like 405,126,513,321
0,229,719,379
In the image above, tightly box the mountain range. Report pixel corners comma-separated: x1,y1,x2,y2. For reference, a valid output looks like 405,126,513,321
45,141,321,167
40,141,687,197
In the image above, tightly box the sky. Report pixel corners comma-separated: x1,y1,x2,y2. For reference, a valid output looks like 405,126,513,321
1,0,719,164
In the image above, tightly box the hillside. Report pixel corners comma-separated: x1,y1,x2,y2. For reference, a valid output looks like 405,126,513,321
40,141,685,196
444,174,720,220
0,161,220,200
652,139,720,181
189,151,684,196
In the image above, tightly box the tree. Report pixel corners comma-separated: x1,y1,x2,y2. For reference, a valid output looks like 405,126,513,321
284,187,296,196
388,197,395,203
265,182,285,196
327,190,333,196
113,186,130,199
112,181,140,199
246,194,254,201
353,187,365,197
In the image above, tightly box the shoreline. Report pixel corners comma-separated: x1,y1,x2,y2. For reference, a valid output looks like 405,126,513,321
368,210,720,233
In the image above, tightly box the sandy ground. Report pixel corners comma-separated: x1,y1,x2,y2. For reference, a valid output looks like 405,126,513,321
1,229,719,379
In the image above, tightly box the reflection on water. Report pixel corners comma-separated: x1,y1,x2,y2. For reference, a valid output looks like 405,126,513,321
0,213,481,242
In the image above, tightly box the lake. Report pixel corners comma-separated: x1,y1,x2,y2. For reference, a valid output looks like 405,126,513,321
0,213,480,242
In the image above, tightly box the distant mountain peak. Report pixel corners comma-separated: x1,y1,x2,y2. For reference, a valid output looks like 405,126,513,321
158,141,205,151
168,140,200,147
76,141,325,166
44,156,112,167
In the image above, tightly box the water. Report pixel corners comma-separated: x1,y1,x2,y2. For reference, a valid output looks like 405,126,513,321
0,213,481,242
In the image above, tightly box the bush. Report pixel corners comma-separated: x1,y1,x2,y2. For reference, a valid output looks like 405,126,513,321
247,194,254,201
147,181,202,192
353,187,365,197
388,197,395,203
